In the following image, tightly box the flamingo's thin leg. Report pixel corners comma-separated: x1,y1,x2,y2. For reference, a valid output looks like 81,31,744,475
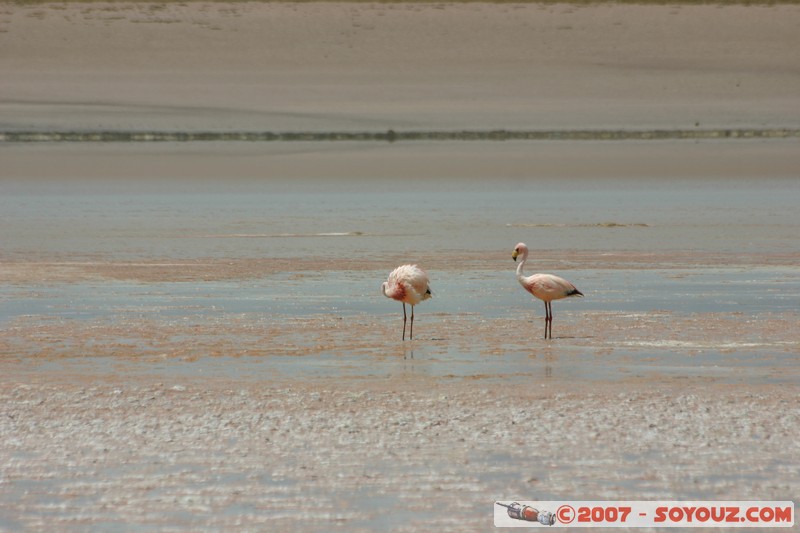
542,301,552,339
544,302,550,339
402,303,407,341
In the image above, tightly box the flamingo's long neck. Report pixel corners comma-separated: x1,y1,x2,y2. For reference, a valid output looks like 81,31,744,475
382,281,404,301
516,250,528,284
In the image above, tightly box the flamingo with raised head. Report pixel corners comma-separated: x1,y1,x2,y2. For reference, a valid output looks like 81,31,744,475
381,264,432,340
512,242,583,339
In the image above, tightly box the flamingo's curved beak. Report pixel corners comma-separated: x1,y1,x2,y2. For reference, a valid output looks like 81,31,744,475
511,250,518,261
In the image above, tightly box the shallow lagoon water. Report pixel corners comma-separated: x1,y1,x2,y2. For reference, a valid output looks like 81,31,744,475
3,265,799,385
2,144,800,386
4,266,800,320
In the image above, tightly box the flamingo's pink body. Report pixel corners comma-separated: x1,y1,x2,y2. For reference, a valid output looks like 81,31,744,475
382,264,432,340
512,242,583,339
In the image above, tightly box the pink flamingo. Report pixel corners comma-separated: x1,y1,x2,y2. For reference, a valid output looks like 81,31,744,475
512,242,583,339
381,264,432,340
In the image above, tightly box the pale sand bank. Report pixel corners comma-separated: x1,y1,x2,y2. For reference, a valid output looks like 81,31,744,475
1,2,799,133
4,139,800,183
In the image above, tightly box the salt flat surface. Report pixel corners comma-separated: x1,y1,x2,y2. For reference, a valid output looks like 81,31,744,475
2,2,799,530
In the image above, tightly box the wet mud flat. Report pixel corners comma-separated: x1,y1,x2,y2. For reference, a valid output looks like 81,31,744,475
2,378,799,532
2,250,800,531
4,127,799,143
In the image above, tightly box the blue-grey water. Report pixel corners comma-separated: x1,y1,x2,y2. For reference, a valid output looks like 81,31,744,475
2,172,800,258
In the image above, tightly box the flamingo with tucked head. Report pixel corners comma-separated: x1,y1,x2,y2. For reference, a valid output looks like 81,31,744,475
512,242,583,339
381,264,432,340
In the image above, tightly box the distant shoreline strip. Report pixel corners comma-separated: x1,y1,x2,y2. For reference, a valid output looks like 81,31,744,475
1,128,798,143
